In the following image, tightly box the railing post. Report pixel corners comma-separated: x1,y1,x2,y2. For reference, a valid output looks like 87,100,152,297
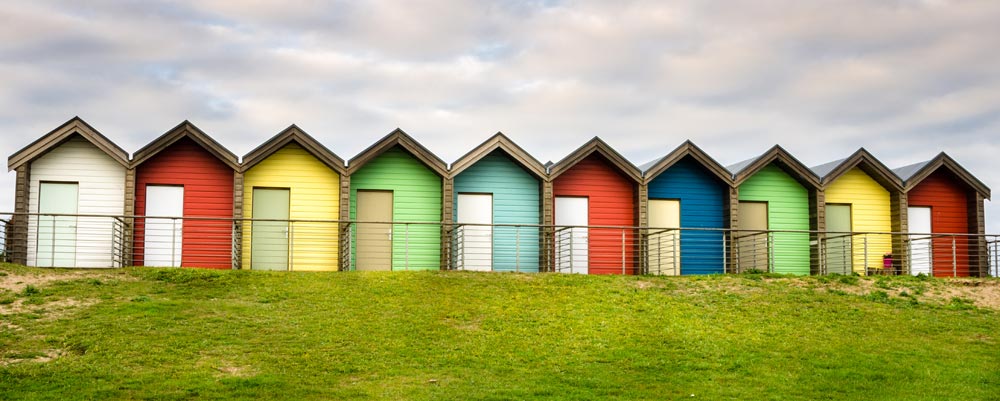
405,223,409,271
952,236,957,277
768,232,774,273
171,218,178,267
672,230,679,275
288,220,294,272
863,235,869,276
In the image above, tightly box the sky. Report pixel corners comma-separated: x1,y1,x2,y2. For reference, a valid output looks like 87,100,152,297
1,0,998,231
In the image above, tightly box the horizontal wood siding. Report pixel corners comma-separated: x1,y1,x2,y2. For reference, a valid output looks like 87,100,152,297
454,150,541,272
738,164,810,275
553,154,637,275
647,156,727,275
134,137,234,269
907,169,971,277
241,143,340,271
825,167,893,274
27,136,126,268
350,146,442,271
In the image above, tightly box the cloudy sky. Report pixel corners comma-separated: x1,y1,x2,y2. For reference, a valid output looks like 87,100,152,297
2,0,998,231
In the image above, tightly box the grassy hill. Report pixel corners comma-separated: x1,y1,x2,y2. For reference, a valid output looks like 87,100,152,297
1,264,998,400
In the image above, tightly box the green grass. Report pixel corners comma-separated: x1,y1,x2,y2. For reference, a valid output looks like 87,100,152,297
1,265,998,400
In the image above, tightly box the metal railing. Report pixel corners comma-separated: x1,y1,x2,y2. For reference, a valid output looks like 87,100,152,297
2,212,999,277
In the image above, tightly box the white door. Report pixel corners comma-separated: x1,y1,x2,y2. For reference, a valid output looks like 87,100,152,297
457,194,493,271
908,206,932,276
555,197,588,274
648,199,681,275
37,182,79,267
144,186,184,267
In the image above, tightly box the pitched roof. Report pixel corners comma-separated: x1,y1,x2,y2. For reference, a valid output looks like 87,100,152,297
547,137,642,183
8,116,129,170
347,128,448,177
240,125,346,174
449,132,546,179
894,152,990,199
727,145,820,188
811,148,903,191
131,121,239,170
641,140,733,185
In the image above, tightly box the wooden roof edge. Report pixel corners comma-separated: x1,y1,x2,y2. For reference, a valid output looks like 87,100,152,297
819,148,903,191
642,140,734,185
347,128,447,177
240,124,346,174
449,132,547,179
8,116,129,170
131,121,239,170
905,152,991,199
548,137,642,183
734,145,820,188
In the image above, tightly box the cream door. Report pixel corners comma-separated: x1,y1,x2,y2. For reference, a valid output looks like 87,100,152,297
648,199,681,275
737,202,769,272
357,190,393,271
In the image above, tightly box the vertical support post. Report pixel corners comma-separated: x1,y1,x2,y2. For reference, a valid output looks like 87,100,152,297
288,220,294,272
864,235,869,275
952,236,957,277
171,218,178,267
232,171,245,270
621,229,626,275
405,223,409,271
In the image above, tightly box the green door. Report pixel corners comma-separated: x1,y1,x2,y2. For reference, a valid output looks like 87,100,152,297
251,188,290,270
37,182,79,267
825,204,852,275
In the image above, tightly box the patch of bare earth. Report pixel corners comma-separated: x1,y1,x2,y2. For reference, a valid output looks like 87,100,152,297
0,297,98,318
830,278,1000,310
0,349,64,367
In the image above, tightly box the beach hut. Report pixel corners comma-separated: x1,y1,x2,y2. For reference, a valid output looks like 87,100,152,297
729,146,820,275
130,121,239,269
812,149,904,275
895,153,991,277
7,117,129,268
347,129,448,271
239,125,345,271
641,141,733,275
449,133,546,272
547,137,642,275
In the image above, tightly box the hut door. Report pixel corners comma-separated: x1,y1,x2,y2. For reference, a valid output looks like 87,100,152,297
648,199,681,275
144,185,184,267
357,190,393,271
825,204,853,275
907,206,932,276
555,197,588,274
457,193,493,271
37,182,78,267
251,188,290,270
736,202,769,272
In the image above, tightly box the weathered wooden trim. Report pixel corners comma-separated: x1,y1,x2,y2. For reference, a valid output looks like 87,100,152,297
642,140,733,186
541,180,554,272
347,128,447,177
8,117,129,170
131,121,239,170
123,167,136,266
339,173,351,272
10,165,30,264
232,171,244,269
449,132,547,179
890,191,908,275
441,177,454,270
901,153,990,199
970,192,987,276
547,137,642,183
241,125,346,174
731,145,820,190
815,148,903,192
810,189,825,275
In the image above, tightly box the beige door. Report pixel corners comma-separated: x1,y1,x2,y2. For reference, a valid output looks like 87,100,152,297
648,199,681,275
357,190,393,271
737,202,769,272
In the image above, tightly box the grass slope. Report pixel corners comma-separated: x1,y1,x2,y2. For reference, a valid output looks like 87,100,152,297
1,265,998,400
